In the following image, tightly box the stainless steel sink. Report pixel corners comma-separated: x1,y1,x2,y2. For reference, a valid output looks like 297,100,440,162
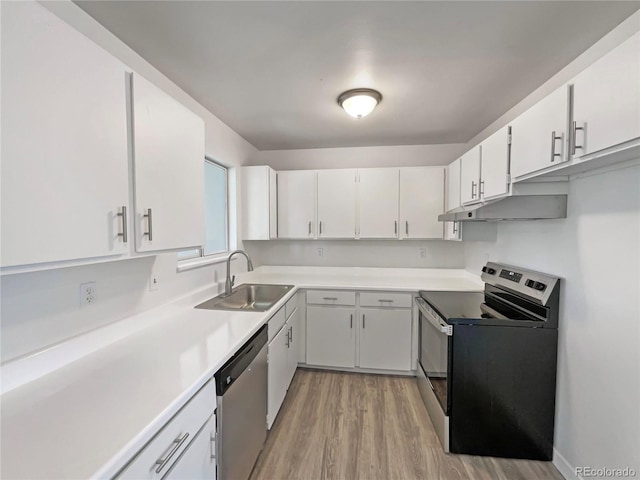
195,284,294,312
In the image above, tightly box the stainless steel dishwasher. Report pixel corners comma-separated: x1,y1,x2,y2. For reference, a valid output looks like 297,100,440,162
215,325,268,480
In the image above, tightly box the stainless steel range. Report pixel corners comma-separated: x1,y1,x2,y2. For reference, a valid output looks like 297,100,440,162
415,262,560,460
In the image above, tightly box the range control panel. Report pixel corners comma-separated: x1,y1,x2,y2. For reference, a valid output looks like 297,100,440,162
480,262,559,306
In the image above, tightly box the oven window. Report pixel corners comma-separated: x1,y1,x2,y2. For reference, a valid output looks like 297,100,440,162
420,311,450,414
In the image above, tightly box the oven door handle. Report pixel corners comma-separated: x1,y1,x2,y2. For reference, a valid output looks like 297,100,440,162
415,297,453,336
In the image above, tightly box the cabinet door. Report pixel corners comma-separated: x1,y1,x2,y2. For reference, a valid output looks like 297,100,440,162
164,413,216,480
131,74,205,252
286,309,299,387
480,126,511,200
267,324,289,429
446,159,462,211
317,169,357,238
359,308,412,371
510,85,569,179
358,168,399,238
399,167,445,239
460,146,482,205
277,170,317,239
572,32,640,158
444,221,461,241
306,307,356,368
242,166,276,240
1,2,129,268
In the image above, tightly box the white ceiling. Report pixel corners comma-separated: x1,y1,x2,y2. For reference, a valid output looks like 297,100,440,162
75,1,639,151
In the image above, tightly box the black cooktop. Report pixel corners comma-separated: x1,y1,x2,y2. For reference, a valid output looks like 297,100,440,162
419,290,546,326
419,291,485,319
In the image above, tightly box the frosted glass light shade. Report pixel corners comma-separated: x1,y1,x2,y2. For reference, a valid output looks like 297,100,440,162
338,89,382,119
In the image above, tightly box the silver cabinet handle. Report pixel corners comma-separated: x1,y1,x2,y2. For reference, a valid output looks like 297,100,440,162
323,297,338,301
572,120,584,155
210,432,216,460
117,206,128,243
378,299,394,303
452,222,458,234
319,221,322,235
550,131,562,162
480,180,485,197
471,181,477,199
155,432,189,473
143,208,153,241
350,314,353,329
288,326,293,343
362,314,366,329
308,221,312,236
394,220,397,235
405,221,409,236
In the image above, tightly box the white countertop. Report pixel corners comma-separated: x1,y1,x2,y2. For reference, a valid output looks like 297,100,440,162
0,266,481,479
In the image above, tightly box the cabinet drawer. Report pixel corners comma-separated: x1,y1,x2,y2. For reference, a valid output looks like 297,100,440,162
118,379,216,479
306,290,356,306
268,307,287,342
285,294,297,319
359,292,413,308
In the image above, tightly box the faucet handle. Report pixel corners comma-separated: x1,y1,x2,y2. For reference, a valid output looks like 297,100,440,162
231,275,235,287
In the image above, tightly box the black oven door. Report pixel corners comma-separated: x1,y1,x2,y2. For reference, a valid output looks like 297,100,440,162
417,297,452,415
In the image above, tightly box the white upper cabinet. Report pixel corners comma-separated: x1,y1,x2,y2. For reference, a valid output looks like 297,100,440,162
1,2,129,268
444,159,462,241
358,168,400,238
317,169,357,238
460,146,482,205
277,170,317,239
480,126,511,200
446,159,462,212
571,32,640,159
242,166,277,240
131,74,205,253
399,167,445,239
510,85,569,179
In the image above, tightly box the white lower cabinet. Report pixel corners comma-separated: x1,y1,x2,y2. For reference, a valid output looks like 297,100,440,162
267,299,299,429
359,308,412,371
164,412,216,480
305,291,414,373
117,380,216,480
306,306,356,368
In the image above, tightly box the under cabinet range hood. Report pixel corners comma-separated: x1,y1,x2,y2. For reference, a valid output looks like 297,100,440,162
438,195,568,222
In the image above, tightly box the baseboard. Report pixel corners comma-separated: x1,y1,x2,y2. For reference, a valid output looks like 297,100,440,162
554,448,580,480
298,363,416,377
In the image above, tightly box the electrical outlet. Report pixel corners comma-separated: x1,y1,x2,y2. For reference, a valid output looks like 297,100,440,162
149,273,159,292
317,247,324,257
419,248,427,259
80,282,97,307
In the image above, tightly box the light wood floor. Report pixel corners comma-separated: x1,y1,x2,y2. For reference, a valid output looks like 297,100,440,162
250,369,564,480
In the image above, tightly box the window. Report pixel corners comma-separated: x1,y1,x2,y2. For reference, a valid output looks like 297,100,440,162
178,159,229,260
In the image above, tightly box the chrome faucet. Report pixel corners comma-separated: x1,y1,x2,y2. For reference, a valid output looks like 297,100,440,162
225,250,254,295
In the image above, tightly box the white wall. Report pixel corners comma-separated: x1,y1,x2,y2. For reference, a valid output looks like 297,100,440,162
464,164,640,478
0,1,257,362
244,239,465,269
250,143,466,170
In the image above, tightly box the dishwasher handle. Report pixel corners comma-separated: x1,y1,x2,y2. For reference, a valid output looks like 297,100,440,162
215,325,268,395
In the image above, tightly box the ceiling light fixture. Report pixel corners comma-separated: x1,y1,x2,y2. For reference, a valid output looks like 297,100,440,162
337,88,382,119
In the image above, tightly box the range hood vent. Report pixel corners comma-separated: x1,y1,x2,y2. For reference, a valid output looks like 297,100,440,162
438,195,568,222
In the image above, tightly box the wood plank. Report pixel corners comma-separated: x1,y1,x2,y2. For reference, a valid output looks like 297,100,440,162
250,369,564,480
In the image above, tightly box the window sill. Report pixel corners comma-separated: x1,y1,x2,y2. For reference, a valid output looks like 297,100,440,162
177,253,232,273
